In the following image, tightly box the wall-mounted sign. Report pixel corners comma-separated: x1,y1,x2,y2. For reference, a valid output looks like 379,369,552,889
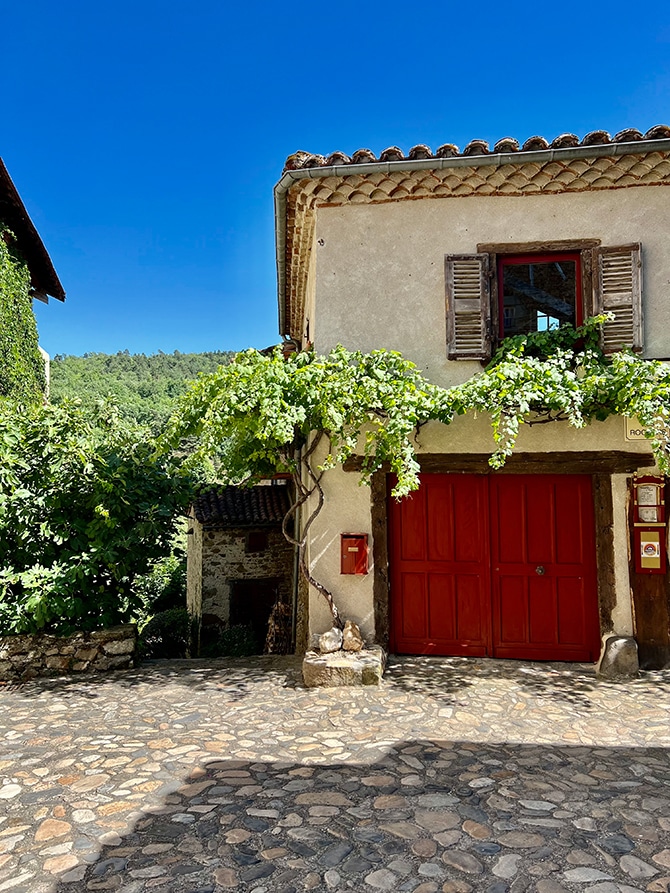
625,418,647,441
632,474,667,574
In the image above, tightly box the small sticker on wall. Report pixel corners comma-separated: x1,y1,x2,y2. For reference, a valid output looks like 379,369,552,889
642,540,661,558
625,418,647,441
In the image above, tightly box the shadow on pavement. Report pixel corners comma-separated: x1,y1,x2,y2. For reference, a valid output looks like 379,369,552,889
4,656,305,702
53,738,670,893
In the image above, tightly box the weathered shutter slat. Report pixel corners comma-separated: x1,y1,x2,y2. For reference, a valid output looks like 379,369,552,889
445,254,491,360
596,245,643,353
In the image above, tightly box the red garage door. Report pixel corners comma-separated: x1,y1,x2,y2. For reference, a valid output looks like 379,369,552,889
389,474,600,661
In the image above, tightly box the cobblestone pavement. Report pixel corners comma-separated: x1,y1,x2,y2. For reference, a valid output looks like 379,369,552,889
0,656,670,893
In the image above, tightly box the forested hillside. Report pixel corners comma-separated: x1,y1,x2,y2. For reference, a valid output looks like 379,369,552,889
50,350,234,429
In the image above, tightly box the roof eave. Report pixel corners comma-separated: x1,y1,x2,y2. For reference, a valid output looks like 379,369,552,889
0,158,66,302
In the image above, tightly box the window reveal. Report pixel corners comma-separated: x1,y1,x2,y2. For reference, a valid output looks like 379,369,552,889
498,252,582,338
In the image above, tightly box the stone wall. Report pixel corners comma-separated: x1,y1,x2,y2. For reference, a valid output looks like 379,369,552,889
0,624,137,681
198,526,294,623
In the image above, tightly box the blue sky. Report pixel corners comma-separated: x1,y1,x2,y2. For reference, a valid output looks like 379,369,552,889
3,1,669,356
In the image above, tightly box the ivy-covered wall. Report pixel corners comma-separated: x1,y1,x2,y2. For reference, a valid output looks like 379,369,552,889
0,227,46,400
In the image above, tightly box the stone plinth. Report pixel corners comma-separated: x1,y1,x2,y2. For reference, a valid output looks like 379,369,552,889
302,646,386,687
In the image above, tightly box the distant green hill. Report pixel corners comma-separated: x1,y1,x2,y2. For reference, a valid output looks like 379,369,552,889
50,350,234,430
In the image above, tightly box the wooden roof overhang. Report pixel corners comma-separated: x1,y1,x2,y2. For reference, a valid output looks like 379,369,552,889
0,158,65,303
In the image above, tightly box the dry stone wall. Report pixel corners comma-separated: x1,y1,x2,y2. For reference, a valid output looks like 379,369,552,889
0,624,137,681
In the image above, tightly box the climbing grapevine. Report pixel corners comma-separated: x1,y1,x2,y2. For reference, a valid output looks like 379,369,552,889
167,316,670,624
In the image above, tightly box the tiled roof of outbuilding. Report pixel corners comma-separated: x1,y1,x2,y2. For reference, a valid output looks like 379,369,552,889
193,484,291,528
283,125,670,172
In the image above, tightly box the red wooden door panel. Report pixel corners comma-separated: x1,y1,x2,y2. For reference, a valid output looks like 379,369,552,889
390,474,490,655
490,475,600,661
389,472,601,661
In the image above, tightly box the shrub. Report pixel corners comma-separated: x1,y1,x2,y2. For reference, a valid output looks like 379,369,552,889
0,400,194,635
139,608,192,659
199,624,259,658
135,537,187,617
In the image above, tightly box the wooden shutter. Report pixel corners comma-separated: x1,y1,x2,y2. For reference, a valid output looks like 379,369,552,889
445,254,491,360
595,245,643,353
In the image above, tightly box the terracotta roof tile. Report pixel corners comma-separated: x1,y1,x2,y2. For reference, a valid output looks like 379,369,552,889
351,148,377,164
551,133,580,149
493,137,520,153
463,139,489,156
435,143,459,158
379,146,404,162
522,135,550,151
283,125,670,173
193,484,291,528
408,144,433,160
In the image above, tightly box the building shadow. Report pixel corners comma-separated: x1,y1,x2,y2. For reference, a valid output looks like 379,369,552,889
53,738,670,893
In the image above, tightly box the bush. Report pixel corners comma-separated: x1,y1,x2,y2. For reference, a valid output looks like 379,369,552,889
199,624,259,658
0,400,194,635
139,608,192,659
135,538,187,616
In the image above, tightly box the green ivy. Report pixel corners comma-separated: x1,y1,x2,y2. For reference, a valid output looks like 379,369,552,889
167,316,670,494
0,227,46,401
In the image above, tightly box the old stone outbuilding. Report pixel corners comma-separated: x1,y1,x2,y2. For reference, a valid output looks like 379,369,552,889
187,481,295,651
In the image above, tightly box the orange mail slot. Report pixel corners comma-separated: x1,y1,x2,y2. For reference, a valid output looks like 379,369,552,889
340,534,369,575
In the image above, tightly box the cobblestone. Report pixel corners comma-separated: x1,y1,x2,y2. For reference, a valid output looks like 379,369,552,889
0,655,667,891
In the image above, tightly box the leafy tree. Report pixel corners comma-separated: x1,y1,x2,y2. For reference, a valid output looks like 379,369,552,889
167,320,670,628
0,400,194,634
0,228,46,401
50,350,234,431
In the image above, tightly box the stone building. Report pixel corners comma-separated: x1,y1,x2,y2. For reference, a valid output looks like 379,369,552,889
187,481,295,651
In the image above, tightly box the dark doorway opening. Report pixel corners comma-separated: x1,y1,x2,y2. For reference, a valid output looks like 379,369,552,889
229,578,280,652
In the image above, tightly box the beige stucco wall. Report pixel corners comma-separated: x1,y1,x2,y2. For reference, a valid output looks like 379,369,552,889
611,474,634,637
312,186,670,373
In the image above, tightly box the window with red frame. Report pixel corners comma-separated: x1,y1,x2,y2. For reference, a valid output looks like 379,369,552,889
498,252,582,338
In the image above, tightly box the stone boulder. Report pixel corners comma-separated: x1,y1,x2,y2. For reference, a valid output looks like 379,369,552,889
342,620,364,652
302,646,387,687
597,635,639,680
319,627,343,653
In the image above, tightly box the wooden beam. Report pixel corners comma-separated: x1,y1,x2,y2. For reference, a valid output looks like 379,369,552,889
370,472,389,650
477,239,601,254
344,451,655,476
593,473,616,635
